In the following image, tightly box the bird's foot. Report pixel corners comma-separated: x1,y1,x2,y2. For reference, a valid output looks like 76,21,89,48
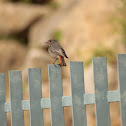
53,63,57,68
58,63,61,67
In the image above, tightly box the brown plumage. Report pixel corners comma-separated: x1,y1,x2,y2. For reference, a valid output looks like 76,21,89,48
45,40,68,66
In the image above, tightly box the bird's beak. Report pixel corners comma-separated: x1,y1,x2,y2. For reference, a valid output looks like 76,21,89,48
45,42,48,43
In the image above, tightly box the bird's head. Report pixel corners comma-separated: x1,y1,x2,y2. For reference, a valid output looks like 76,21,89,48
45,40,57,46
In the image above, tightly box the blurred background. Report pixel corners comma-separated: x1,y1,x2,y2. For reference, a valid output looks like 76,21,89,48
0,0,126,125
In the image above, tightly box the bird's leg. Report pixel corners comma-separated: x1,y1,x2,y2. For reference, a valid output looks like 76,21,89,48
53,58,58,64
53,58,58,68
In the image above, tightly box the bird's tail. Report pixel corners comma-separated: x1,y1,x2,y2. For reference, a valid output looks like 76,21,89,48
59,56,66,66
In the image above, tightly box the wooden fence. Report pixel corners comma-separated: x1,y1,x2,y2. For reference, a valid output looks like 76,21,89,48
0,54,126,126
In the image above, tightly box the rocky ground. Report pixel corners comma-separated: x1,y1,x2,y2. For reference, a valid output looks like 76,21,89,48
0,0,124,126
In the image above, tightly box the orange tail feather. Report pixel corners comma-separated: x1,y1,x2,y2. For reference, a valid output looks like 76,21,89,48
58,56,66,66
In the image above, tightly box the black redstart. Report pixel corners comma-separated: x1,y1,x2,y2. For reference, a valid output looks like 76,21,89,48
45,40,68,66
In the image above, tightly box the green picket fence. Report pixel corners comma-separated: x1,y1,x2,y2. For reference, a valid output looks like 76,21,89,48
0,54,126,126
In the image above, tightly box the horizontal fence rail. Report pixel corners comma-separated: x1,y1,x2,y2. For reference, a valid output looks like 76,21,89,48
4,90,120,112
0,54,126,126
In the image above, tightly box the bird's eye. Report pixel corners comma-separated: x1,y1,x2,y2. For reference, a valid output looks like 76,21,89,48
49,40,51,42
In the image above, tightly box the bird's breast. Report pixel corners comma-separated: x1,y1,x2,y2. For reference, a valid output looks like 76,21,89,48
48,47,57,59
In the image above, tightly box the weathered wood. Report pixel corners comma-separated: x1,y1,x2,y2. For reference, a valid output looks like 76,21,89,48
9,71,24,126
70,61,87,126
0,73,7,126
117,54,126,126
93,57,110,126
28,68,43,126
49,64,64,126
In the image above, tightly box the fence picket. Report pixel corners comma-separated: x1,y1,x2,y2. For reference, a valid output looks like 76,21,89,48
70,61,87,126
28,68,43,126
9,71,24,126
117,54,126,126
1,55,126,126
93,57,110,126
48,65,64,126
0,74,7,126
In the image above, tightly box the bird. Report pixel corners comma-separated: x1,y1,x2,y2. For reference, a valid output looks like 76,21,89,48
45,40,68,66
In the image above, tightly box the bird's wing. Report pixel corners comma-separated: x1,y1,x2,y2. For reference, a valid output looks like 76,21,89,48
51,46,64,56
61,48,68,58
49,46,65,57
50,42,68,58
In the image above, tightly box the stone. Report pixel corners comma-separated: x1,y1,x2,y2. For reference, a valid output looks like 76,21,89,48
28,0,81,48
0,40,27,72
20,48,51,82
0,3,50,34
